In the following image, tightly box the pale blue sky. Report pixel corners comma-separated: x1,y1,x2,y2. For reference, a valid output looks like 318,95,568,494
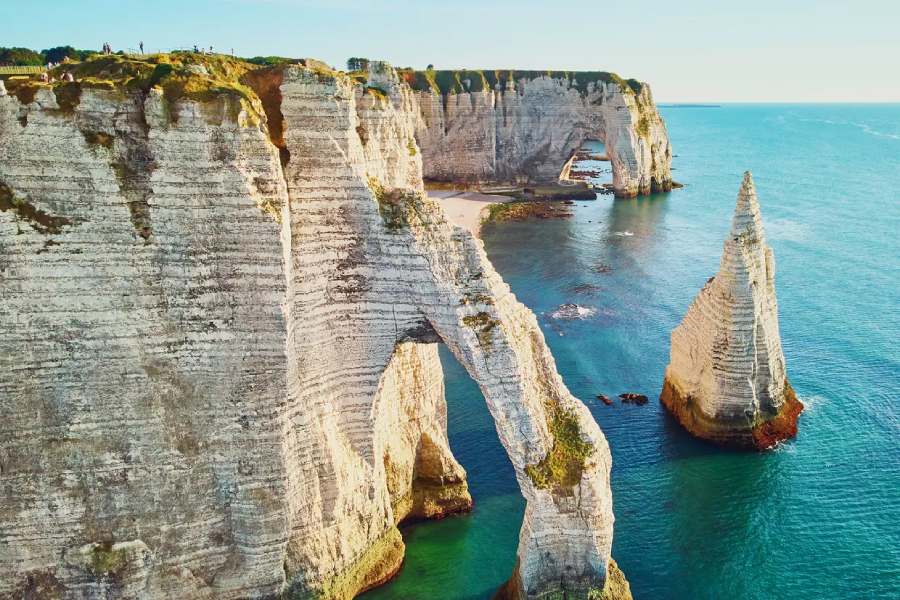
5,0,897,102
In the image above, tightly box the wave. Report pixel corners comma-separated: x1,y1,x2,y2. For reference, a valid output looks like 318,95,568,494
765,218,811,242
799,394,828,414
852,121,900,140
803,117,900,140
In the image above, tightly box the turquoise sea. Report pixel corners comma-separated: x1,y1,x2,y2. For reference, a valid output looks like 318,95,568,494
362,104,900,599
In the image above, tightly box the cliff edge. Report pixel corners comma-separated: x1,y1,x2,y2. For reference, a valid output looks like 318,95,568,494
403,68,672,197
0,54,629,599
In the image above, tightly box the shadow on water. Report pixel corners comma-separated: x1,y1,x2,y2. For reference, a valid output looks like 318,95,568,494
665,449,781,599
602,193,672,272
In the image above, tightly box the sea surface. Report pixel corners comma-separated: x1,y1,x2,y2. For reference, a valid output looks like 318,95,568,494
361,104,900,599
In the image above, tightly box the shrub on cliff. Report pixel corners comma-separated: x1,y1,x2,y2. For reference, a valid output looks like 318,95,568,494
0,47,43,66
346,57,369,71
245,56,292,66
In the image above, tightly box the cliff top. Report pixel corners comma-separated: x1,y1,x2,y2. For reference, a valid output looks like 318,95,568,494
2,52,357,126
396,68,644,96
3,52,263,112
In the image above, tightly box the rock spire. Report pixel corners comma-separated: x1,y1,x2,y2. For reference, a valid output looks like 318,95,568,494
660,172,802,449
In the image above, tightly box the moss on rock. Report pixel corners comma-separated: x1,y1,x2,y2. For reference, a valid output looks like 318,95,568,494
592,559,633,600
660,376,803,450
462,311,499,347
314,527,405,599
14,53,270,123
524,406,593,494
81,130,114,148
399,67,643,97
370,179,429,232
0,181,72,235
87,542,129,577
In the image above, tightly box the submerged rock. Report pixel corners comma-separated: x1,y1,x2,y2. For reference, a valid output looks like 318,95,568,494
569,283,603,296
548,303,597,320
619,393,649,405
597,394,614,406
660,172,802,450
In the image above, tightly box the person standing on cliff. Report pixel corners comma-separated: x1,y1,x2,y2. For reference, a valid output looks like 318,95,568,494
139,41,144,54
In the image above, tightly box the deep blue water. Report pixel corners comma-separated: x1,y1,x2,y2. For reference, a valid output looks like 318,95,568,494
362,104,900,599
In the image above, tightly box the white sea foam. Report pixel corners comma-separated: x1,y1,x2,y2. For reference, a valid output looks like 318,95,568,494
765,218,811,242
802,117,900,140
548,303,597,320
799,394,827,413
614,231,634,237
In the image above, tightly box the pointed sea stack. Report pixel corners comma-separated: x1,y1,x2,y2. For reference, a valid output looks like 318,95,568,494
660,172,802,450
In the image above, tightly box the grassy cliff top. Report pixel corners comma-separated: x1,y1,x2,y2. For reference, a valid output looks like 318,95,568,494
4,52,350,122
397,68,643,96
4,52,264,109
56,52,261,101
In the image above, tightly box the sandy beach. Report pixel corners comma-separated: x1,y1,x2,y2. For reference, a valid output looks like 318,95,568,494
428,190,512,237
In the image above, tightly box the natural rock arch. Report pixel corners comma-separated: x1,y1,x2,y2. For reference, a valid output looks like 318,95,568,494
0,59,630,599
406,69,672,197
279,66,621,598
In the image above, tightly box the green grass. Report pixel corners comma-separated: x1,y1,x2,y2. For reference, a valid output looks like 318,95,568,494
370,178,427,232
366,85,388,101
524,406,594,493
88,542,128,576
398,68,643,97
6,52,310,123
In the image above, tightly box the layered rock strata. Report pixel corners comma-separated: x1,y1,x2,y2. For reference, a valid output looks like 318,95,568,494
0,56,628,599
406,69,671,197
660,172,802,450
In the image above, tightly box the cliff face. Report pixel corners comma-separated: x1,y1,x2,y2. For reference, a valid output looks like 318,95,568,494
660,172,802,450
408,70,671,197
0,57,628,599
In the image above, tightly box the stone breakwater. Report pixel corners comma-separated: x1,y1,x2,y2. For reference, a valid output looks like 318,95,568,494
660,172,802,450
405,69,672,197
0,55,629,600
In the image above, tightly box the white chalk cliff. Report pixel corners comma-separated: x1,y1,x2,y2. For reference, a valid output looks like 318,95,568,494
407,69,672,197
0,56,630,599
660,172,802,450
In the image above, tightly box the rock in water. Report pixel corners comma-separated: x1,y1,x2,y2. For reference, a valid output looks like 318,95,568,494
618,393,648,405
660,172,802,450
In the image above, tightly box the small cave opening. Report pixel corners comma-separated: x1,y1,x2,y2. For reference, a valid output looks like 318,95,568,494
559,138,613,189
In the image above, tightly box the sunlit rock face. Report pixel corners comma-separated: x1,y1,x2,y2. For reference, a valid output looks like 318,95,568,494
410,72,671,197
0,61,627,599
660,172,802,450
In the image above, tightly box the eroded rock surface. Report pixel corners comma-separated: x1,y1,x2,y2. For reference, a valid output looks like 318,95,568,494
0,57,627,599
407,69,671,197
660,172,802,450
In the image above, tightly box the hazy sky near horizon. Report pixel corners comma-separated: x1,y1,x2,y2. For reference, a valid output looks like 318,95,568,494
5,0,898,102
